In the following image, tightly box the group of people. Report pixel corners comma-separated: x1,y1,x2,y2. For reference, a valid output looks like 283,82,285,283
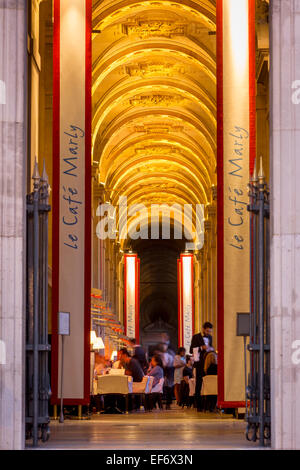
93,322,217,413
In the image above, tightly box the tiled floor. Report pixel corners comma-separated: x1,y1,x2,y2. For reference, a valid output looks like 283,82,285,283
36,406,261,450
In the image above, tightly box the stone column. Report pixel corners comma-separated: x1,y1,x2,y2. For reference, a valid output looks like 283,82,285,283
270,0,300,450
198,251,204,331
211,187,218,347
207,204,217,344
91,164,99,289
0,0,26,450
202,257,208,323
194,255,201,333
204,217,212,323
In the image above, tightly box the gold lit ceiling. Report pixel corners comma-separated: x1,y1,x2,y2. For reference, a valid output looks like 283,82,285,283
92,0,216,247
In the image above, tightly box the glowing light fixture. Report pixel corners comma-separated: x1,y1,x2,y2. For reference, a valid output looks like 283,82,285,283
90,330,97,345
93,337,105,350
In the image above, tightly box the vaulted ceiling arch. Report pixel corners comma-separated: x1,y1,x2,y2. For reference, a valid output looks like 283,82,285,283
92,0,216,248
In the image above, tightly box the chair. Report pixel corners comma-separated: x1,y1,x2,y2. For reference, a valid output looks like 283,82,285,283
142,376,154,411
201,375,218,412
132,376,150,394
131,376,153,411
97,375,133,413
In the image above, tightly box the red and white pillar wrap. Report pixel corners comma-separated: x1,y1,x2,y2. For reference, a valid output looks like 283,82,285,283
178,253,194,351
124,254,140,342
51,0,92,404
217,0,256,407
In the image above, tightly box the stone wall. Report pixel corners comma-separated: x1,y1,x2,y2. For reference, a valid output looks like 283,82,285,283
0,0,26,450
270,0,300,450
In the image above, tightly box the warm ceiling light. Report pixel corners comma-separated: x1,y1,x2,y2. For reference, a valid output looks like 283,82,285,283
111,350,118,360
93,337,105,350
90,330,97,345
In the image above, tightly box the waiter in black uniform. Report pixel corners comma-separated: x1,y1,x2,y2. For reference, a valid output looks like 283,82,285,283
190,322,214,411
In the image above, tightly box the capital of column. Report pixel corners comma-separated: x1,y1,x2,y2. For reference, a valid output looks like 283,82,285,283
207,204,217,220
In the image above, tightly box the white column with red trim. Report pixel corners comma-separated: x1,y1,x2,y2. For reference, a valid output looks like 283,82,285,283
217,0,255,406
178,253,194,351
124,254,140,341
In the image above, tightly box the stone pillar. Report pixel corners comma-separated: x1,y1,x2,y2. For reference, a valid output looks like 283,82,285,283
211,187,218,347
119,256,124,325
270,0,300,450
203,259,208,322
193,255,201,333
198,251,204,331
91,164,99,289
0,0,26,450
208,203,217,345
204,217,212,323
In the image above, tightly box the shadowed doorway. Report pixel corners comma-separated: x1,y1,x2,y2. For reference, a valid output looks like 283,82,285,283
130,236,187,355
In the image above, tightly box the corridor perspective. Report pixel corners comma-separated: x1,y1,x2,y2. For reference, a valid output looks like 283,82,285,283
13,0,271,450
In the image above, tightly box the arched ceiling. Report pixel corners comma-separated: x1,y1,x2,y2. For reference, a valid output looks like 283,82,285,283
92,0,216,247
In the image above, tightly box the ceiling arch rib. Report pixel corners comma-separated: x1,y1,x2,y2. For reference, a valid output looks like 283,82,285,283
92,38,216,91
100,105,215,148
96,110,215,165
98,134,214,186
93,0,216,31
112,177,204,207
98,109,216,165
98,130,214,181
111,171,206,205
106,155,211,199
92,80,216,151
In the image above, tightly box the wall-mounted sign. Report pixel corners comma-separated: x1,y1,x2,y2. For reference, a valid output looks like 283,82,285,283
58,312,70,336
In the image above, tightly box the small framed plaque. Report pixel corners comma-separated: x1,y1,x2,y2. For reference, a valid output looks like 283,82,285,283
58,311,70,336
236,312,250,337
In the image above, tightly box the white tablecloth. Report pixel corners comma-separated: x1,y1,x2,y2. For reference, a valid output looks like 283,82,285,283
96,375,133,395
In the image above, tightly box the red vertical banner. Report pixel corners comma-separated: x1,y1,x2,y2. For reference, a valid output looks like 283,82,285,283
51,0,92,405
178,254,194,351
177,258,182,348
217,0,255,407
124,254,140,342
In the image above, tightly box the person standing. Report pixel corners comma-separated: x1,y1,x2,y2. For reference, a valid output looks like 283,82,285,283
173,347,186,404
179,355,194,407
154,335,175,410
162,340,175,410
190,322,213,411
130,338,148,373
